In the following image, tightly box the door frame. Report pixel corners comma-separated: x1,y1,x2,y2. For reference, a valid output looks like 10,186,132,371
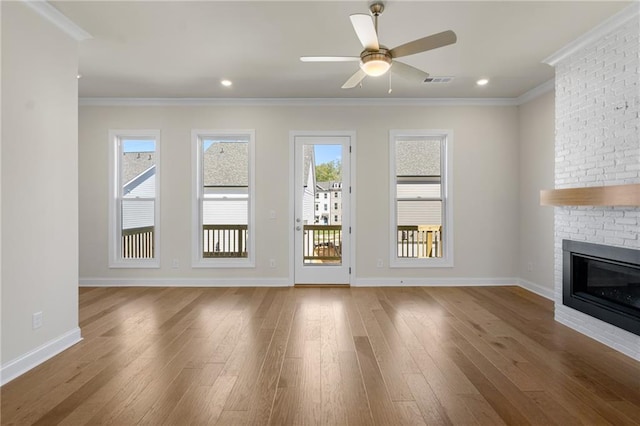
289,130,356,286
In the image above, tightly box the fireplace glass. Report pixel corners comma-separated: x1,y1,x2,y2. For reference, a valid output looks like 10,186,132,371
573,255,640,313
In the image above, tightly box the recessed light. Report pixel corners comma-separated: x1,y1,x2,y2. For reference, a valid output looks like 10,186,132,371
476,78,489,86
221,79,232,87
77,74,82,79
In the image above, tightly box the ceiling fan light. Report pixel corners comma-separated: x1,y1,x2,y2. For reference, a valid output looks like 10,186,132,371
360,50,392,77
361,59,391,76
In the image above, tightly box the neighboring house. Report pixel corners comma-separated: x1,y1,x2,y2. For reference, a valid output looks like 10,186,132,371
202,141,248,225
315,181,342,225
122,151,156,230
395,139,441,227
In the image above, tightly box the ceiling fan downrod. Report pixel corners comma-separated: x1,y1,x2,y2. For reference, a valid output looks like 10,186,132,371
369,2,384,34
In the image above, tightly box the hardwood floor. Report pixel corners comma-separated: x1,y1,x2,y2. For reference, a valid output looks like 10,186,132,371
2,286,640,425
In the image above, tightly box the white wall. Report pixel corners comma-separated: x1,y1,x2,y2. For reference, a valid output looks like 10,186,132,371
79,104,520,284
517,90,555,297
552,9,639,360
1,2,81,381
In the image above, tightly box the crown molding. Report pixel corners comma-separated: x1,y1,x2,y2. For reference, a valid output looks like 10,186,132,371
21,0,92,41
79,97,521,107
79,90,555,106
516,79,555,105
543,2,639,66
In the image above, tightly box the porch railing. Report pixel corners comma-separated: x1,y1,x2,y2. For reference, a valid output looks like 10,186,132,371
397,225,442,258
121,224,439,261
122,226,154,259
203,224,248,258
303,225,342,263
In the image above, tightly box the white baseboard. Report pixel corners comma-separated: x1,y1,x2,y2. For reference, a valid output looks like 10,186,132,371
81,277,551,298
352,277,519,287
79,277,291,287
517,278,554,300
1,327,82,386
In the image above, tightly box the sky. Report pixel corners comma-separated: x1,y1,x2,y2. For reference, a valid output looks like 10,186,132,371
123,139,155,152
314,144,341,165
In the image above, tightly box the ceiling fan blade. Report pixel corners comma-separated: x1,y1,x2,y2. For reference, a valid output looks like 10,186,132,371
350,14,379,50
341,69,367,89
390,30,457,58
391,61,429,83
300,56,360,62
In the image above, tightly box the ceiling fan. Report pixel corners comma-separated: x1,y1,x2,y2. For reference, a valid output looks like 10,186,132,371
300,2,457,89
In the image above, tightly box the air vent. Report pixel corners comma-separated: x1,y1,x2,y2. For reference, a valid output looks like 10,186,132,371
423,76,454,84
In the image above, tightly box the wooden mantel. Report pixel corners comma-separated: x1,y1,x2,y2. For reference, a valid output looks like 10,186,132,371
540,183,640,206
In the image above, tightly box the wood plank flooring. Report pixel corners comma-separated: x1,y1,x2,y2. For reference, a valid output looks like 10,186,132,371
2,286,640,425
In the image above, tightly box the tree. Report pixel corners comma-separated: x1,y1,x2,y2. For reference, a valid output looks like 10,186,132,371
315,160,341,182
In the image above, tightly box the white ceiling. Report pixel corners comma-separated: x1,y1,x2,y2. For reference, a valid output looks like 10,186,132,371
52,1,631,99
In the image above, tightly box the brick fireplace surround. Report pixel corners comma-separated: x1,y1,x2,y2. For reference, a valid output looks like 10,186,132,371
544,4,640,360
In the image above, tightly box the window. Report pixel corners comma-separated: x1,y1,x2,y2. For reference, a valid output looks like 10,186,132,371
316,193,319,199
315,204,319,211
390,130,452,267
334,202,338,209
334,192,338,197
324,205,328,211
334,215,338,222
108,130,160,268
324,193,328,199
192,130,255,267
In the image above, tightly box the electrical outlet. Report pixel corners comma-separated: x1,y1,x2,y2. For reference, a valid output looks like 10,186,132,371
32,311,43,329
269,210,276,219
172,258,179,269
376,259,384,268
269,259,276,268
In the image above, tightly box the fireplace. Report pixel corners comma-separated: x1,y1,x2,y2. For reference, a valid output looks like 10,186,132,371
563,240,640,336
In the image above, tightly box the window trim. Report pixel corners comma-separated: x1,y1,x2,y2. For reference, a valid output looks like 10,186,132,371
191,129,256,268
108,129,161,268
389,130,453,268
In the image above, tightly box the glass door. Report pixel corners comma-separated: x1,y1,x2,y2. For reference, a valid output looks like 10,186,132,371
293,134,351,285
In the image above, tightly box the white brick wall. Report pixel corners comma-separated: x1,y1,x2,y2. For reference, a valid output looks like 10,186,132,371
554,12,640,361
